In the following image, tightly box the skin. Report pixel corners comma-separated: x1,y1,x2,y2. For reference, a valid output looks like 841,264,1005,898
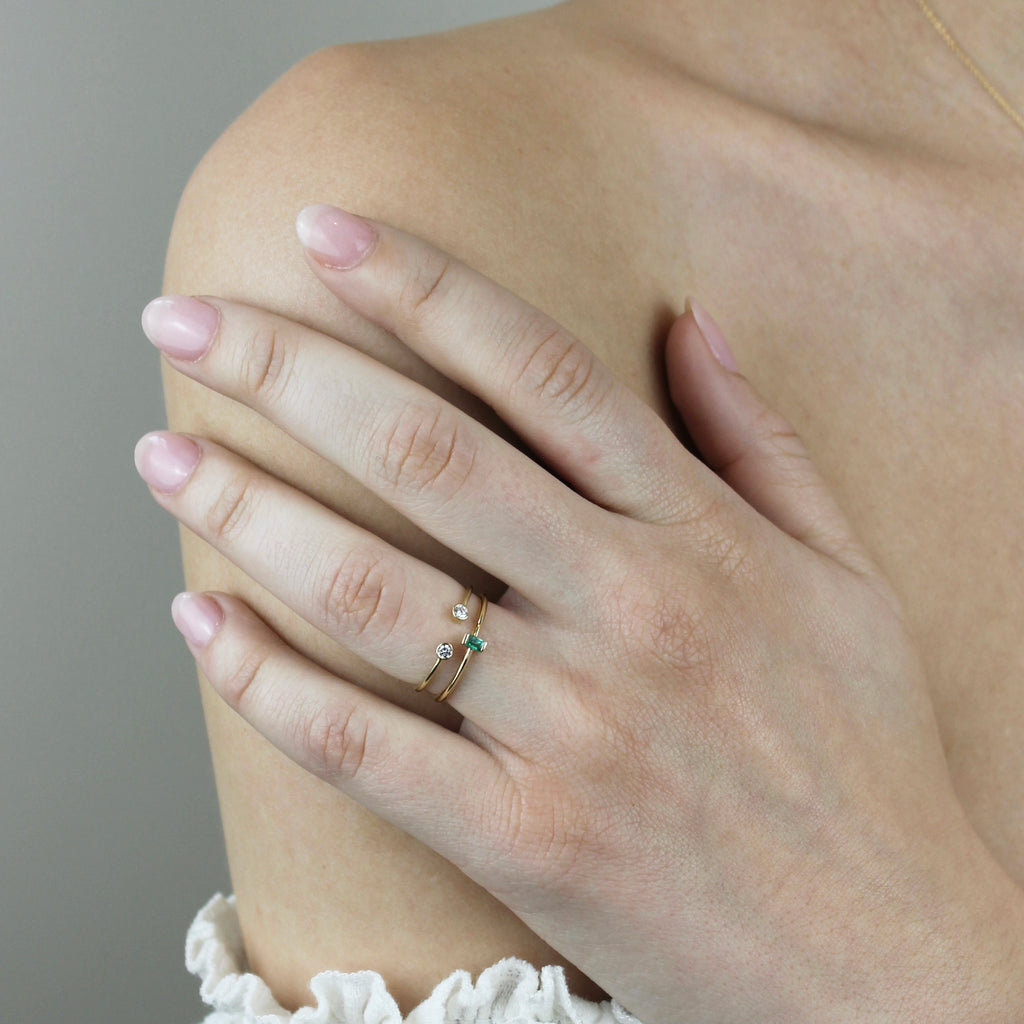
141,214,1022,1020
154,0,1023,1014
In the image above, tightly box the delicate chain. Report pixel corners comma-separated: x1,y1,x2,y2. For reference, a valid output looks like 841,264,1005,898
911,0,1024,134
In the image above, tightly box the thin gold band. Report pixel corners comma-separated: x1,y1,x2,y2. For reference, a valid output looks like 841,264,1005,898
436,595,488,703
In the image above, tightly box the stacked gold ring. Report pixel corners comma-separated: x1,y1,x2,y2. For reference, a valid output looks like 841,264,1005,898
418,587,489,703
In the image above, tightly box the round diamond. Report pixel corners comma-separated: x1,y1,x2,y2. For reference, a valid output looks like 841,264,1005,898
452,603,469,621
436,642,455,660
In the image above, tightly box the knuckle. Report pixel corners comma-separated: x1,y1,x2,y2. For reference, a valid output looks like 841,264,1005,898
702,529,759,588
713,408,810,490
642,597,711,676
376,403,476,503
314,547,402,641
668,480,730,534
752,408,809,469
206,473,261,543
484,775,590,898
599,558,712,677
220,645,271,709
511,320,611,424
300,703,373,784
237,323,296,404
396,253,455,328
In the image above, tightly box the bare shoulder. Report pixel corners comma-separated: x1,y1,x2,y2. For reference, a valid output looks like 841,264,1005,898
167,15,588,305
164,10,661,364
166,39,479,320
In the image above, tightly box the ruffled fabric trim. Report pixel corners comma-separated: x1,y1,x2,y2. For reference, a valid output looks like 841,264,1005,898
186,894,643,1024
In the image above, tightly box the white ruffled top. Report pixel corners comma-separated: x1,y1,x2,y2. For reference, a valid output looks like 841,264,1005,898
186,894,644,1024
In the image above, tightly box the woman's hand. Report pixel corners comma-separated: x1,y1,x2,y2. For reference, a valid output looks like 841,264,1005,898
135,206,1022,1023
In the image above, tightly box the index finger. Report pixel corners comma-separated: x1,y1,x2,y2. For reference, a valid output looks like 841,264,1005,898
295,204,694,523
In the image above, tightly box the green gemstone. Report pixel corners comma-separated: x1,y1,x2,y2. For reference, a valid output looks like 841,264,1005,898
463,633,487,653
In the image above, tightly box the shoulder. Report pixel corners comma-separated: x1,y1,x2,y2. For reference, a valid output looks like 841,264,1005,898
164,15,592,307
164,40,452,300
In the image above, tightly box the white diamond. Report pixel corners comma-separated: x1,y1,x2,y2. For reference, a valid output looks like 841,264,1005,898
436,642,455,660
452,603,469,621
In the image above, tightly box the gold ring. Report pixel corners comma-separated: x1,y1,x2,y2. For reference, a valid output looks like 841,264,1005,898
417,587,488,701
436,594,488,703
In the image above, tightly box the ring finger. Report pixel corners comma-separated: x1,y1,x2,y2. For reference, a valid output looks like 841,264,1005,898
134,430,547,730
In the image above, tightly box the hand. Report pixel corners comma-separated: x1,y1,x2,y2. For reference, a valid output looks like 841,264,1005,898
135,206,1022,1023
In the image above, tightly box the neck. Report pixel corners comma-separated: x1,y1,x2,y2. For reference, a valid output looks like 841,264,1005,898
572,0,1023,145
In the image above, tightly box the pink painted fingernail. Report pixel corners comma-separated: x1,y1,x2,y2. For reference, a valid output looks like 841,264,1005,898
141,295,220,360
134,431,201,493
688,298,739,372
295,204,377,269
171,592,223,648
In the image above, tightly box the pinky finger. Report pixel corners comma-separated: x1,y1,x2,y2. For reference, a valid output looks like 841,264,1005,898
170,591,502,869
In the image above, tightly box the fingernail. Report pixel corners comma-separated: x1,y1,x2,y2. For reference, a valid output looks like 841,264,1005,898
141,295,220,361
134,431,201,493
295,204,377,269
688,298,739,372
171,592,223,648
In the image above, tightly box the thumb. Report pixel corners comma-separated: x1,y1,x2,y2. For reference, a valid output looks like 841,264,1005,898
666,299,878,581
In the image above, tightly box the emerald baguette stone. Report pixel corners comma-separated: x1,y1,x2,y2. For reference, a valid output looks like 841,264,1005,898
462,633,487,653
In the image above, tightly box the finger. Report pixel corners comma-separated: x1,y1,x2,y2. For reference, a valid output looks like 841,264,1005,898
171,590,504,876
142,294,596,604
665,301,880,579
135,430,545,732
294,203,695,522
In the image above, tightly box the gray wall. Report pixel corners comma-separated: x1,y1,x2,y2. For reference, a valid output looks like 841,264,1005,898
0,3,547,1020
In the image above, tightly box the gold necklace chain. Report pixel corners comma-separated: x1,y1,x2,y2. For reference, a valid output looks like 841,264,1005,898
911,0,1024,134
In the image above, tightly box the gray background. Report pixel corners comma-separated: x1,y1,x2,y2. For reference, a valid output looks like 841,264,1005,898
0,2,545,1021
